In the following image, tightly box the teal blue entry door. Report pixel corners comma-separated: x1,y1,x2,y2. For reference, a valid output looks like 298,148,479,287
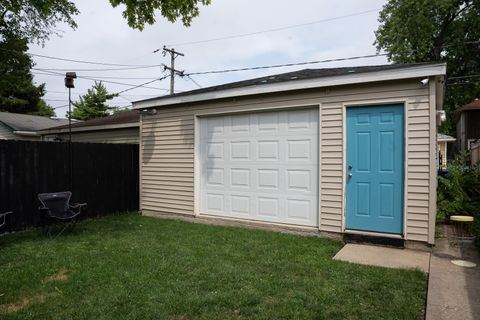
346,104,404,234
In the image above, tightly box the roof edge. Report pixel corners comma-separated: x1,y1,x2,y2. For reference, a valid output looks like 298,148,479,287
38,122,139,134
133,63,447,109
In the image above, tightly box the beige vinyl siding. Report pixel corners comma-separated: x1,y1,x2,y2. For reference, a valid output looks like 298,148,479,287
48,128,139,144
319,103,343,232
406,100,431,242
141,79,435,243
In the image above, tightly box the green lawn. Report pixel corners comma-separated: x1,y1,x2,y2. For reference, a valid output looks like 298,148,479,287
0,214,426,319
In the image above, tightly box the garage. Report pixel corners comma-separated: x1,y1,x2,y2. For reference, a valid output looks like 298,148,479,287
136,63,446,245
198,108,319,227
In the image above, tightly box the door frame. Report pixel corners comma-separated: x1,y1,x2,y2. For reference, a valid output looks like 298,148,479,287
341,99,408,238
193,103,322,229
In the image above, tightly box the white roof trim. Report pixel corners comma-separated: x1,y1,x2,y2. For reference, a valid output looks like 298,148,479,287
133,63,447,109
38,122,139,135
437,137,456,142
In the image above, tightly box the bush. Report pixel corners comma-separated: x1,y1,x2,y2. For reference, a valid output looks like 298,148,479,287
437,152,480,246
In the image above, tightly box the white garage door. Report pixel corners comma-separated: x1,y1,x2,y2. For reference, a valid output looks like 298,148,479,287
199,108,319,227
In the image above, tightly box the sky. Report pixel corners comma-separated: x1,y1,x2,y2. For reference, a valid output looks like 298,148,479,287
30,0,389,117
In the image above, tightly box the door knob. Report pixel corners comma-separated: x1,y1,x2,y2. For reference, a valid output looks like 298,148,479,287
348,164,353,169
348,173,353,178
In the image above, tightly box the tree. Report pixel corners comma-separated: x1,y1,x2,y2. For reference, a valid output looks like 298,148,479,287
0,34,53,116
0,0,79,44
1,0,211,44
31,100,55,117
69,81,118,120
109,0,211,30
375,0,480,135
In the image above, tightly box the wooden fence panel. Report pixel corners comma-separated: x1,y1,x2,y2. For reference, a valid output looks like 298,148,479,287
0,140,139,232
472,142,480,166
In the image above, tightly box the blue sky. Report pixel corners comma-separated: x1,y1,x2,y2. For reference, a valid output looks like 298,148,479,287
31,0,388,117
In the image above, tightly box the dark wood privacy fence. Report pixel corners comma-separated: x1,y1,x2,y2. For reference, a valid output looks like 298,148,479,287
0,140,139,232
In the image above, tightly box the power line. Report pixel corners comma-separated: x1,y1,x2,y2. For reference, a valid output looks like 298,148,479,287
114,75,170,95
33,71,161,82
28,52,157,67
32,68,170,91
446,82,479,86
33,65,162,72
44,98,69,102
164,8,381,47
34,72,160,80
45,90,160,97
186,74,202,88
0,47,158,68
186,53,388,76
447,74,480,80
52,104,69,110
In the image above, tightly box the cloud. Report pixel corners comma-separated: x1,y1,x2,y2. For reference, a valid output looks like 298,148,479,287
30,0,387,117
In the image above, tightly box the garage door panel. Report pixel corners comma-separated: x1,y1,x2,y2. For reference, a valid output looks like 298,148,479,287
257,140,280,160
206,142,224,159
230,141,251,160
230,168,250,188
200,108,319,227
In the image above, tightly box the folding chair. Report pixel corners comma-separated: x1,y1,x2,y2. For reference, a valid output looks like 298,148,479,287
0,211,12,228
38,191,86,238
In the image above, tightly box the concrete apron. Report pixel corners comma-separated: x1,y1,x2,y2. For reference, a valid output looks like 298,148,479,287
333,243,430,273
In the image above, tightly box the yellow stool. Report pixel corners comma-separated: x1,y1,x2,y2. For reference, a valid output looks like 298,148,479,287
450,215,475,244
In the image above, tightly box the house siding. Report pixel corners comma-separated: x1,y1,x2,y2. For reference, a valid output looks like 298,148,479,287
43,128,139,144
140,79,436,243
0,122,15,140
0,122,41,141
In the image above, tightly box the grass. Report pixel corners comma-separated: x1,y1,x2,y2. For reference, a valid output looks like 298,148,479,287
0,214,426,319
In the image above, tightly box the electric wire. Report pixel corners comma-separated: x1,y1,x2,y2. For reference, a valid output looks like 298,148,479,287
163,8,381,47
185,53,388,76
33,68,170,91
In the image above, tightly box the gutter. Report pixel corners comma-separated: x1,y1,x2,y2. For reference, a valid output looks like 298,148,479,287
13,131,40,137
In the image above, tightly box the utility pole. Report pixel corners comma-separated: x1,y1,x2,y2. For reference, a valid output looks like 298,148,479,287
161,46,184,94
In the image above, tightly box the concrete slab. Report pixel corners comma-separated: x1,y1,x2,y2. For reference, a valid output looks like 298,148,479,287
425,227,480,320
333,243,430,272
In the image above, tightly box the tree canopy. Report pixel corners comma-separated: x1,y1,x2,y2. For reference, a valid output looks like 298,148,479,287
1,0,211,44
69,81,118,120
375,0,480,135
0,0,79,44
109,0,211,31
0,34,54,116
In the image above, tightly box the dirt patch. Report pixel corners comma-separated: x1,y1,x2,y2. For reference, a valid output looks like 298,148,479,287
0,292,55,314
42,269,69,283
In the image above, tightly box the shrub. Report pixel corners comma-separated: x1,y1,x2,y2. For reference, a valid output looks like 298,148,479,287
437,152,480,247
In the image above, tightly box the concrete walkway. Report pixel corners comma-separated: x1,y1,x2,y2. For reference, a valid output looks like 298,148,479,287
426,233,480,320
333,243,430,272
333,236,480,320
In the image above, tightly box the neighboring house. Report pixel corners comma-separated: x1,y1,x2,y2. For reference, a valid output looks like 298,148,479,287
437,133,455,170
0,112,71,141
133,62,446,246
456,98,480,151
39,111,139,144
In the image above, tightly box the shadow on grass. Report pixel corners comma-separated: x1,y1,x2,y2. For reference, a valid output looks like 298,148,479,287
0,212,140,249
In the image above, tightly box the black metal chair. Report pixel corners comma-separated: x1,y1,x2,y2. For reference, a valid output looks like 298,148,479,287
38,191,86,238
0,211,12,228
